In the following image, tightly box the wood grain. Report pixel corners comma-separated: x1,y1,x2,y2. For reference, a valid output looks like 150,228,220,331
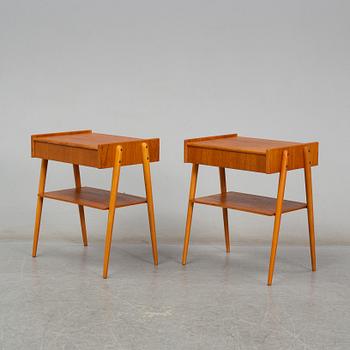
183,133,319,285
35,132,139,150
32,131,160,168
32,159,48,257
188,136,302,154
31,131,160,279
186,146,267,172
194,191,306,216
44,187,146,210
304,146,316,272
31,130,92,157
142,142,158,266
184,134,318,173
73,165,88,246
103,145,123,279
184,134,237,161
266,143,318,173
99,138,159,168
182,164,199,265
268,150,288,285
219,168,230,252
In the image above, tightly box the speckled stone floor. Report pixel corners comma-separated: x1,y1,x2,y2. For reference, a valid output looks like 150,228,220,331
0,240,349,350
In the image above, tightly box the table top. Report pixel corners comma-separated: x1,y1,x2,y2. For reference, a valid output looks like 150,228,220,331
32,130,160,168
187,134,307,154
32,130,142,149
185,133,318,173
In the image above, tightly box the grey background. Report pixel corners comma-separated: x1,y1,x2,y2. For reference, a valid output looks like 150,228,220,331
0,0,349,246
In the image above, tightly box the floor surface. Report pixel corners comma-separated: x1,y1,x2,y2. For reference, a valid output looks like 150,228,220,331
0,240,349,350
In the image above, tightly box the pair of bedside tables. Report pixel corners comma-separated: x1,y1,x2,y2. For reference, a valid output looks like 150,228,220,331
31,130,318,285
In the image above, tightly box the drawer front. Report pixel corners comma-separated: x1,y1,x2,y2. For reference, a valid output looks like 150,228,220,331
185,146,267,173
32,141,99,167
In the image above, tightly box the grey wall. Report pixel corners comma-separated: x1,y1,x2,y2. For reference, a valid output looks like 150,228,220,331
1,0,349,246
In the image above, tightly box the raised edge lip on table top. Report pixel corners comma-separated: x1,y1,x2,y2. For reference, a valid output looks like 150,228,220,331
32,131,143,150
186,135,308,155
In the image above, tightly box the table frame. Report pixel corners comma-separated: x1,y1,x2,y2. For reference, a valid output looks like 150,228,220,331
182,134,317,285
31,131,159,279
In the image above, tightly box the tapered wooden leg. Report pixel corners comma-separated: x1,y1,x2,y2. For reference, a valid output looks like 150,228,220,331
304,147,316,271
219,167,230,253
267,150,288,286
73,164,88,246
32,159,48,257
182,163,199,265
103,146,123,279
142,143,158,266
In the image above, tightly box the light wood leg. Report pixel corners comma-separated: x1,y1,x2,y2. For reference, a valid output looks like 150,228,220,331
103,145,123,279
73,164,88,246
304,146,316,271
182,164,199,265
267,150,288,286
142,143,158,266
32,159,48,257
219,167,230,253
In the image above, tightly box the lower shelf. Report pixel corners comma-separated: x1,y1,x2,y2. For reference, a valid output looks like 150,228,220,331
194,191,307,216
43,187,147,210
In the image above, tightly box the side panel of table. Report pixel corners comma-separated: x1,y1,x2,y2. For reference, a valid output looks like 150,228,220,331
99,138,160,167
267,142,318,173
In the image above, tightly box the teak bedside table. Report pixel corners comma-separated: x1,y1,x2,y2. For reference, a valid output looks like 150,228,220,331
31,130,159,278
181,133,319,285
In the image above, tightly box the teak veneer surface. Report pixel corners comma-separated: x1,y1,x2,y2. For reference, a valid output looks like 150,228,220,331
183,133,319,285
32,130,160,168
43,187,147,210
35,132,140,150
31,131,160,279
188,136,302,154
194,191,307,216
185,134,318,173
